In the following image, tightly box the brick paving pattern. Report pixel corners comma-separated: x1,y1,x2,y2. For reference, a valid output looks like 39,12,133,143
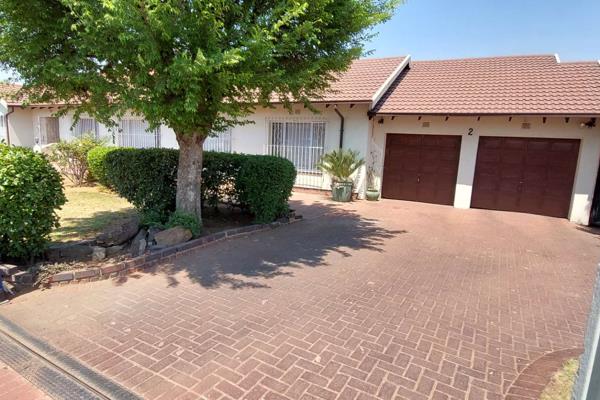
506,348,582,400
0,361,52,400
2,193,599,400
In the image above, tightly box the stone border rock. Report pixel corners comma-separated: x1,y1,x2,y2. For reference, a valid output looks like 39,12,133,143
46,216,302,287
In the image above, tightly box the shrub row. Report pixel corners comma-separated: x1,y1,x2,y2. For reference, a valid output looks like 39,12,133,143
0,144,66,260
88,147,296,223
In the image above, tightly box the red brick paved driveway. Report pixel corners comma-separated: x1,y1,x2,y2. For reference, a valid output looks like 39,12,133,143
2,194,599,400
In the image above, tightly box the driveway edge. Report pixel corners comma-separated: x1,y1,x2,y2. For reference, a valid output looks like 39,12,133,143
0,314,142,400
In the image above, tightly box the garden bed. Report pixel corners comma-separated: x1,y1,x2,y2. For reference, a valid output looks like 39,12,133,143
2,184,300,290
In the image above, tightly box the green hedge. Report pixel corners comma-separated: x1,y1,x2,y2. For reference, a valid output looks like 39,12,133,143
237,155,297,223
0,144,66,260
105,148,179,220
87,146,118,187
94,148,296,223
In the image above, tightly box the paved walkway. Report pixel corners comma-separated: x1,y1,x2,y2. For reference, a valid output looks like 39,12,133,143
0,361,52,400
2,193,599,400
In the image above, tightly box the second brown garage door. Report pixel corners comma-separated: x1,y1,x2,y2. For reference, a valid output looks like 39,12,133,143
382,134,462,205
471,137,580,218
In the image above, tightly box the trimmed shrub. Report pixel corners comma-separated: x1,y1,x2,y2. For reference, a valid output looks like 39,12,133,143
49,134,105,186
237,155,296,223
202,152,245,209
87,146,118,187
94,148,296,223
0,144,66,260
104,148,178,221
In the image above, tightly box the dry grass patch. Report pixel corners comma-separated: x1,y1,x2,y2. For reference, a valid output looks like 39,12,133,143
540,358,579,400
51,185,137,243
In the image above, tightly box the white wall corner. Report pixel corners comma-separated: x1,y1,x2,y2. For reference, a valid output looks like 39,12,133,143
453,134,480,209
569,132,600,225
370,55,411,110
0,99,7,115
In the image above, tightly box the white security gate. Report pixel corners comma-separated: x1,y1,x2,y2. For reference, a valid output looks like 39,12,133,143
265,119,326,188
115,119,160,148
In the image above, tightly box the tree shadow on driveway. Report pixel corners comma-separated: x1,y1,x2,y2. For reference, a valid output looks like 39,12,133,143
141,199,407,290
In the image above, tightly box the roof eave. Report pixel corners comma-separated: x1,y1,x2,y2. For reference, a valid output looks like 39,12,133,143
370,111,600,118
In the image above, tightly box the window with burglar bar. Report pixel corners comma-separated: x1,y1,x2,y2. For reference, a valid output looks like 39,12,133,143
71,118,99,138
267,121,326,174
116,119,160,148
203,128,232,152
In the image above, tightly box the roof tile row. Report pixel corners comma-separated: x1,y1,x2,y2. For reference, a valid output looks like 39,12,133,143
2,54,599,115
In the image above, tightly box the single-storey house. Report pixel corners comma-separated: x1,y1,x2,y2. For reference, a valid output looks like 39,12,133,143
2,54,600,225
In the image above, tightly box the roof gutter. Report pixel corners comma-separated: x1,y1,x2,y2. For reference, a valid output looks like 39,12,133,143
369,111,600,118
370,55,411,110
334,105,345,149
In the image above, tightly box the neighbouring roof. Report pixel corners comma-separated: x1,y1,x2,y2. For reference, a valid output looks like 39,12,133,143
0,56,409,107
373,55,600,115
0,82,23,105
315,56,408,103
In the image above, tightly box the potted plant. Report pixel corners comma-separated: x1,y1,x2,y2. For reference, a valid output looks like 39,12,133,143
317,149,364,202
365,149,380,201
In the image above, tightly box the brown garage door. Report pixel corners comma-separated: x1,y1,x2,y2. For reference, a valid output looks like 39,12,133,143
382,134,462,205
471,137,580,218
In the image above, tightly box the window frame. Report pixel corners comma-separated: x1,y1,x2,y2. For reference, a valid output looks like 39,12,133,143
268,119,327,174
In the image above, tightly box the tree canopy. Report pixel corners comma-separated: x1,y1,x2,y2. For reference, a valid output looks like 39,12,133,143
0,0,398,132
0,0,399,220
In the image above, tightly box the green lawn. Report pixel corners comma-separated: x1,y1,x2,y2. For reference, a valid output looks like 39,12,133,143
540,358,579,400
51,185,137,243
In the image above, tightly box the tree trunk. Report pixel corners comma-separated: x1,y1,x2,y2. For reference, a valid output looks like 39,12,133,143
175,131,206,222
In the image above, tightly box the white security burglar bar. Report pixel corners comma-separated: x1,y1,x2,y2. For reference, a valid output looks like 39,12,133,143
203,128,232,152
115,119,160,148
266,119,326,189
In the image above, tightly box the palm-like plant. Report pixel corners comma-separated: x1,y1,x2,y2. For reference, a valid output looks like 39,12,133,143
317,149,365,183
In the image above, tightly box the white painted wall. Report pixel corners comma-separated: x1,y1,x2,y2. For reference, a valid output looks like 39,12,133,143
11,104,598,223
160,103,371,194
371,115,600,224
6,108,34,147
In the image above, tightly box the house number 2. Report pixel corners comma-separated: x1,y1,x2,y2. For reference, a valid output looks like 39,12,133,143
467,128,474,136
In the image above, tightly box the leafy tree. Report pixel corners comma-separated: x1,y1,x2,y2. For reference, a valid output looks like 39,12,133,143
0,0,399,221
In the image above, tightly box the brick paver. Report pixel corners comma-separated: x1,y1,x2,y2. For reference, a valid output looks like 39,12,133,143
0,361,52,400
2,193,599,400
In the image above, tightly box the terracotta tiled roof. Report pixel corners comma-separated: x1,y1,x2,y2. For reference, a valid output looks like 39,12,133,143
0,82,23,105
373,55,600,115
315,56,407,103
1,57,408,107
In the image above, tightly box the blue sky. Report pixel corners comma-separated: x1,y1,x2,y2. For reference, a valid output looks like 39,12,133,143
366,0,600,61
2,0,599,81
